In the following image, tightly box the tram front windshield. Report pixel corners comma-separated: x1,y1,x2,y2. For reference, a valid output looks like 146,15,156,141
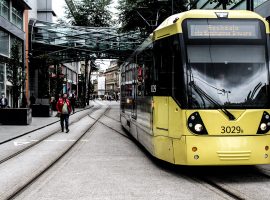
184,19,269,109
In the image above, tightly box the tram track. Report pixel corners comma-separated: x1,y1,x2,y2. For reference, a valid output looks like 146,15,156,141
0,105,94,145
0,106,99,166
196,176,245,200
184,166,270,200
5,106,110,200
99,117,266,200
94,111,246,199
6,104,270,200
89,114,132,140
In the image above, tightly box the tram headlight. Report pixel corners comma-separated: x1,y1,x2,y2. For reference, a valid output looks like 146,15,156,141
194,124,203,132
187,112,208,135
257,112,270,134
260,123,267,131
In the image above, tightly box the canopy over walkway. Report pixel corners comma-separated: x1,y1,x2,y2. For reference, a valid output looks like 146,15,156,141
29,19,145,64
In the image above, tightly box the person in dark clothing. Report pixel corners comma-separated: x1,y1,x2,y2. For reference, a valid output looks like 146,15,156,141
56,93,72,133
29,93,36,107
21,94,28,108
0,94,8,108
69,94,76,114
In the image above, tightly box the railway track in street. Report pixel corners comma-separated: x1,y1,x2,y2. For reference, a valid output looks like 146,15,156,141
3,102,270,200
89,109,247,200
100,109,270,200
178,165,270,200
102,115,270,200
0,104,107,200
0,105,94,145
0,106,98,166
102,109,270,200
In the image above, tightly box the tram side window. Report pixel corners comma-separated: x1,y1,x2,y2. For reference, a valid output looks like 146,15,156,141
171,35,187,107
153,37,173,95
120,71,125,110
137,44,154,96
124,63,134,110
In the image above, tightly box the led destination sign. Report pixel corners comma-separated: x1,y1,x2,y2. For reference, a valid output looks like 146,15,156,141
187,20,261,39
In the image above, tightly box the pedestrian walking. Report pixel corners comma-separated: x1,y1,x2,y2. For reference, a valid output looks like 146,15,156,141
69,94,76,114
0,94,8,108
29,93,36,107
21,94,28,108
56,93,72,133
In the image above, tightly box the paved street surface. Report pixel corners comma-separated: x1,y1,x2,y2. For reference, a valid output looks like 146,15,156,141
2,101,270,199
12,101,228,200
0,106,91,143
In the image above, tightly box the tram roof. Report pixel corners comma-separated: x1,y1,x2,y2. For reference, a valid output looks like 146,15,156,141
154,10,269,41
30,19,145,64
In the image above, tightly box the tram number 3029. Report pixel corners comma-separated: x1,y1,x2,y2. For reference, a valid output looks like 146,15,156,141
221,126,243,134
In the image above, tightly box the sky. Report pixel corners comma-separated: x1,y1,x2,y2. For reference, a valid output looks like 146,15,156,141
52,0,66,22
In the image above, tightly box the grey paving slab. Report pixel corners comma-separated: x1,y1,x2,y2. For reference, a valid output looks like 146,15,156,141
0,112,59,143
0,106,99,162
0,105,93,143
14,103,229,200
0,111,103,200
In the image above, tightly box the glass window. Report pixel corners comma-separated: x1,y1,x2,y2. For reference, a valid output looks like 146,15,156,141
10,36,23,61
186,45,269,109
0,29,9,56
0,63,5,95
231,1,246,10
11,5,23,29
196,0,209,8
0,0,9,20
254,0,268,7
203,1,219,9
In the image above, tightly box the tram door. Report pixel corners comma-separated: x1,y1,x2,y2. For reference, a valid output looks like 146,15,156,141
131,64,137,119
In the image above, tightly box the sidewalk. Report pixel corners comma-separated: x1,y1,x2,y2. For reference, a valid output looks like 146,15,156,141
0,106,92,144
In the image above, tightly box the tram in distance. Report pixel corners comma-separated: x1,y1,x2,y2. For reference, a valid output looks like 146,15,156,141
120,9,270,165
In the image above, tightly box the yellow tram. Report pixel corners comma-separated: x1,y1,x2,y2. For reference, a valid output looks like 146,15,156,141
120,10,270,165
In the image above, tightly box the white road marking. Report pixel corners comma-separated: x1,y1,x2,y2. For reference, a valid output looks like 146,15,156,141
14,141,31,146
14,139,88,146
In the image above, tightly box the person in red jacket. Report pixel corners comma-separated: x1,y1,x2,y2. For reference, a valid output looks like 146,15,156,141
56,93,72,133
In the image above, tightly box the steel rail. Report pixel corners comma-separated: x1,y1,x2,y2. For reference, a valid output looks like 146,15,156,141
0,105,94,145
0,106,98,166
7,106,109,200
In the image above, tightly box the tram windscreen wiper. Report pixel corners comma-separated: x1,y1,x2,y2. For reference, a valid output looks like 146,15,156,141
189,81,236,120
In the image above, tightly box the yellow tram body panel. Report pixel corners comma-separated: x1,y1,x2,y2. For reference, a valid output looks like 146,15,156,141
149,96,270,165
186,110,263,136
173,135,270,165
151,135,270,165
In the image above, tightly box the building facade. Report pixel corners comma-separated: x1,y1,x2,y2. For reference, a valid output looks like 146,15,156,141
0,0,31,106
27,0,55,22
27,0,80,102
104,60,120,99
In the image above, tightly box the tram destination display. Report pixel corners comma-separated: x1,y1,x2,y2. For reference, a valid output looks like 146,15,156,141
187,20,261,39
